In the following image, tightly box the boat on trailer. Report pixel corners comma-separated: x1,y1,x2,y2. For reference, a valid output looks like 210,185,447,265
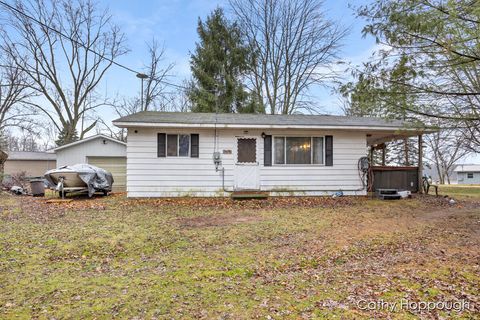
45,164,114,198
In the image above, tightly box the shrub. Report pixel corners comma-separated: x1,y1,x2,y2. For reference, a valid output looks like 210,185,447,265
2,171,29,191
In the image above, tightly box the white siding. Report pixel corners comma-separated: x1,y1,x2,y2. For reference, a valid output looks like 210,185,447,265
126,128,368,197
56,137,126,167
457,172,480,184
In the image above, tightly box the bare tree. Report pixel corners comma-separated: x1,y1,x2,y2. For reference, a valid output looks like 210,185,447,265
2,130,41,152
158,88,192,112
142,39,175,111
1,0,128,145
230,0,347,114
99,40,176,141
101,87,188,142
0,56,36,134
97,97,139,142
424,129,471,184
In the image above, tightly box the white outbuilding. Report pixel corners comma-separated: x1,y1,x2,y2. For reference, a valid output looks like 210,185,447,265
54,134,127,191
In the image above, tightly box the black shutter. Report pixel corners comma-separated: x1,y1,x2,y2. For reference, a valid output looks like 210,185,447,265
264,135,272,166
157,133,166,157
325,135,333,166
190,134,199,158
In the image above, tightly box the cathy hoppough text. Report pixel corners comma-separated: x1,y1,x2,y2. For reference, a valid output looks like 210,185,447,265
356,299,472,312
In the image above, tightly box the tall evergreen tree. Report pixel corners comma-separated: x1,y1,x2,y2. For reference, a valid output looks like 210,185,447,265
56,123,78,146
188,8,262,113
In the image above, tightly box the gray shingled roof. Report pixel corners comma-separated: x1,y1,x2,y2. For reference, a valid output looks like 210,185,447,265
454,164,480,172
113,111,408,128
6,151,56,161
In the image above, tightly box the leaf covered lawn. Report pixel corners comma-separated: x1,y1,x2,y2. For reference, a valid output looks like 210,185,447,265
0,193,479,319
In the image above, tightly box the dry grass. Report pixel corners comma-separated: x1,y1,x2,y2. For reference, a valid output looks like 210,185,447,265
0,192,479,319
437,184,480,200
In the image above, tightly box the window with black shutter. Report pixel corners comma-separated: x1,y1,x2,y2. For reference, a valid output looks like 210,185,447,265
264,135,272,166
191,134,199,158
157,133,166,157
272,136,328,165
325,135,333,166
158,133,198,158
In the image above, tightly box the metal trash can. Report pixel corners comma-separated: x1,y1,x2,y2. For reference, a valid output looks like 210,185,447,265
30,178,45,197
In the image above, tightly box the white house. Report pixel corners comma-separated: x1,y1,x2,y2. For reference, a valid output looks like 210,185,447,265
113,112,427,198
454,164,480,185
54,134,127,191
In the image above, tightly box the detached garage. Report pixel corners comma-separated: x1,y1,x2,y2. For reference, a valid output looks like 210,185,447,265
4,151,56,177
54,134,127,191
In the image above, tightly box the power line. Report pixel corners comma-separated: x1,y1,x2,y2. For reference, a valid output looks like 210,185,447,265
0,0,140,74
0,0,190,91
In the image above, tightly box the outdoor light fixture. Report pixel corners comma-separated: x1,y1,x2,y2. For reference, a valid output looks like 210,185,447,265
261,132,266,139
136,73,149,110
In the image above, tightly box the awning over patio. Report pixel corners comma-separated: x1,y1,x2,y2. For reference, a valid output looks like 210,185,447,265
366,128,435,147
365,127,437,194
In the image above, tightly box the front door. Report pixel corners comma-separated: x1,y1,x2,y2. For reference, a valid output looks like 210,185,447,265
234,137,260,190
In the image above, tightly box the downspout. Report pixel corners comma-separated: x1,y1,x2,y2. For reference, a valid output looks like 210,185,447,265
212,84,233,194
221,167,234,193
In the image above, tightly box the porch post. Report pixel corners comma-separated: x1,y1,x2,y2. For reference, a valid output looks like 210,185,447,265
418,134,423,193
381,145,386,166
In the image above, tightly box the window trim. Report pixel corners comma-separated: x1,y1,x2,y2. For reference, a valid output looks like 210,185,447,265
272,135,326,166
166,134,191,158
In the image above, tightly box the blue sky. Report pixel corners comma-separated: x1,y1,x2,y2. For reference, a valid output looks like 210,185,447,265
99,0,377,117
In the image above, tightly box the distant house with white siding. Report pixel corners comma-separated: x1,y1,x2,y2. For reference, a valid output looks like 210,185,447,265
454,164,480,185
113,112,428,198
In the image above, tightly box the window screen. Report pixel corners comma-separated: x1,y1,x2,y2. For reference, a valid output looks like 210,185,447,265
274,137,285,164
273,136,326,165
167,134,178,156
237,138,256,163
312,137,324,164
179,134,190,156
286,137,311,164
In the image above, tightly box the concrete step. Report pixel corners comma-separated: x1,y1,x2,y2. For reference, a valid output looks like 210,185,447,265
231,191,269,200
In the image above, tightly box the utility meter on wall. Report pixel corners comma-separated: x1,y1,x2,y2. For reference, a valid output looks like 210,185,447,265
213,152,222,171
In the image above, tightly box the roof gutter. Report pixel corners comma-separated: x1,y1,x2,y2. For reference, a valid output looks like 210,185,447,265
112,121,429,132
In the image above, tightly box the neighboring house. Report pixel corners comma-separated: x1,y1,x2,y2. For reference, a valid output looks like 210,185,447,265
454,164,480,185
4,151,56,177
423,164,458,184
113,112,429,198
54,134,127,191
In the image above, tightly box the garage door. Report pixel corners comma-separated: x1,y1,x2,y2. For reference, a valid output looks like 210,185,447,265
87,156,126,191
